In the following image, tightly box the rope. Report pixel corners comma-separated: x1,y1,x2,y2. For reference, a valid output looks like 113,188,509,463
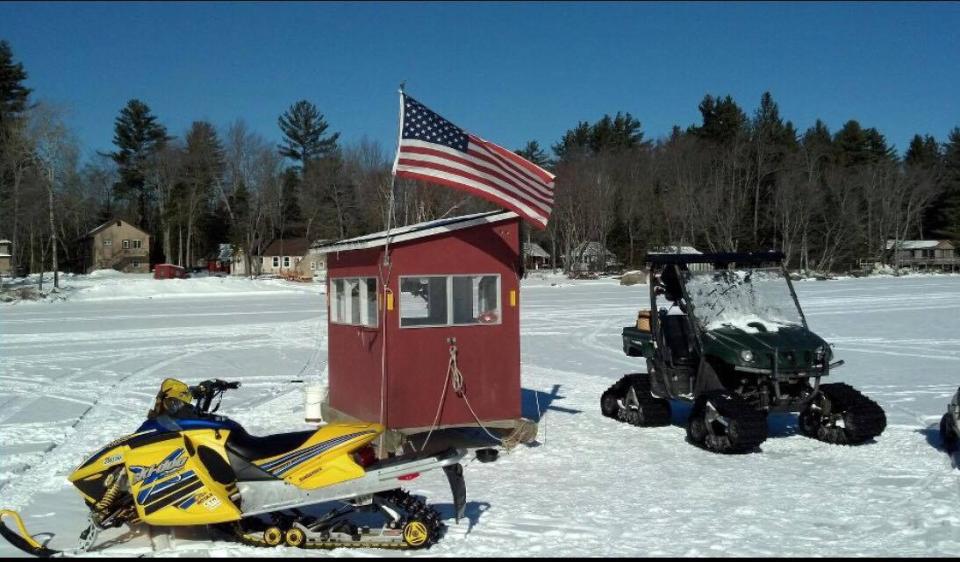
419,342,503,453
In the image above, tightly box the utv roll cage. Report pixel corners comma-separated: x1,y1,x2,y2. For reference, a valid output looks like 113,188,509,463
643,251,818,383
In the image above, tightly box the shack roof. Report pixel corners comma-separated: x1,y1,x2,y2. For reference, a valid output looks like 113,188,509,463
312,211,518,255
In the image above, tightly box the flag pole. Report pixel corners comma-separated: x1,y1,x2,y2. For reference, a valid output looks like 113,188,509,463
384,81,405,266
377,82,405,455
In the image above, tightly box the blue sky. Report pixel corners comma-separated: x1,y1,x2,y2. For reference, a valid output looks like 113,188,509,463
2,1,958,162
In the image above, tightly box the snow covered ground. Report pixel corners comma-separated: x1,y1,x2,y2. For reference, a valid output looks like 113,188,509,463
1,272,959,557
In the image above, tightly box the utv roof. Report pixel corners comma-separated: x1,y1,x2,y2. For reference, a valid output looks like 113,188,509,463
645,251,785,266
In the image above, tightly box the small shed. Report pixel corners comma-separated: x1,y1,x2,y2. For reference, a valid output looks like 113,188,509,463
153,264,188,279
523,242,551,271
313,210,524,435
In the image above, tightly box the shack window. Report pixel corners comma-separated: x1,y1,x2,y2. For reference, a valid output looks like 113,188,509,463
283,256,291,268
132,240,142,249
272,256,279,268
453,275,500,325
400,277,447,327
400,274,500,328
122,240,130,249
103,239,112,247
330,277,378,327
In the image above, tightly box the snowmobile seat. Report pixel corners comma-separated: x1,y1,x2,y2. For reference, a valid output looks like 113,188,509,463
225,426,316,461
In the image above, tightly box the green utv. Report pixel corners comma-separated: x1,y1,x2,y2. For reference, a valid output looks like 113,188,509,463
601,252,886,453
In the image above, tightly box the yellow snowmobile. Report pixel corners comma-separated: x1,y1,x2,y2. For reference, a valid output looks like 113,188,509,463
1,378,466,557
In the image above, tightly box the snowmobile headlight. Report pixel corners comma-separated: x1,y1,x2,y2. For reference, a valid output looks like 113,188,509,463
814,346,826,361
740,350,754,363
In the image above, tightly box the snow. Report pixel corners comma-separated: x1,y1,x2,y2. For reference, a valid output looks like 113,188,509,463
1,272,324,305
1,273,960,556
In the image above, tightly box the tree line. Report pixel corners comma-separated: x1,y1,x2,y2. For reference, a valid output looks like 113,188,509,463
1,39,959,284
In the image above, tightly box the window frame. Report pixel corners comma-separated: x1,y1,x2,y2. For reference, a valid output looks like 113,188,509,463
283,256,291,268
398,273,502,329
329,276,379,328
103,239,112,247
272,256,280,268
132,240,142,249
122,239,130,249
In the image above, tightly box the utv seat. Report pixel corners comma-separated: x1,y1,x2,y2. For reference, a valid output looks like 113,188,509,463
226,426,316,461
660,312,697,366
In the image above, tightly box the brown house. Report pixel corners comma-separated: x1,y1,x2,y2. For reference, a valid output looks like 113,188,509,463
0,239,11,276
885,239,959,272
82,219,151,273
258,237,312,275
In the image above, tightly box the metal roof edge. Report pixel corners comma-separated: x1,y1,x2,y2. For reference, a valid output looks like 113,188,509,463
312,211,519,255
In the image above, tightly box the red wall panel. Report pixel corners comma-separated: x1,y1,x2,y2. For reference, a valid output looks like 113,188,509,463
326,217,522,430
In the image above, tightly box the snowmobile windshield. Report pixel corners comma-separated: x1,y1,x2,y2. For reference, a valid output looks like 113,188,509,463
682,267,804,333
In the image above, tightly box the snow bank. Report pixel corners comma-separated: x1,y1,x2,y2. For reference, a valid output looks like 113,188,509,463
2,272,325,306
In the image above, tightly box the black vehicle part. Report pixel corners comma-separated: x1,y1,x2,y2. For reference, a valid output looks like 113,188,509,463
0,520,60,558
442,463,466,523
798,383,886,445
686,391,767,454
198,445,237,485
475,448,499,463
941,413,958,454
226,427,315,461
601,373,672,426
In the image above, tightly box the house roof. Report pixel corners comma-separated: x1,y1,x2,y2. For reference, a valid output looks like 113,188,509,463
564,241,616,259
648,245,702,255
85,219,148,238
262,238,312,257
523,242,550,258
311,211,518,255
0,239,11,244
885,239,954,250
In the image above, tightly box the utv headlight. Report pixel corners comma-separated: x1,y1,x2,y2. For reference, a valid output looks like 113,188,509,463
740,350,754,363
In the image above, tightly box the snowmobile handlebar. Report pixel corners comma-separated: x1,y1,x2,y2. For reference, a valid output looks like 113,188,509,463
190,379,241,413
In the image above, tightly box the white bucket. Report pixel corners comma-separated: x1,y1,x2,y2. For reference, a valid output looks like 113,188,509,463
305,384,326,424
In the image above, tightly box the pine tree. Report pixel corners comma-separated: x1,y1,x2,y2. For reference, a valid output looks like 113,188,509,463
551,121,592,162
0,40,31,129
933,127,960,240
515,140,550,168
108,99,170,226
692,94,747,144
277,100,340,171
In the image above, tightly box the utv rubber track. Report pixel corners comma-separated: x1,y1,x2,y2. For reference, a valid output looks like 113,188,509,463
688,391,767,454
601,374,671,426
941,413,959,454
801,383,886,445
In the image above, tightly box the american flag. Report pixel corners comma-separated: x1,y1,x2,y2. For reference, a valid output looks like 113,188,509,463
393,94,556,229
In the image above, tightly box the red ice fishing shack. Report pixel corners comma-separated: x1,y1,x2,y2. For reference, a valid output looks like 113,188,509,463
314,210,532,444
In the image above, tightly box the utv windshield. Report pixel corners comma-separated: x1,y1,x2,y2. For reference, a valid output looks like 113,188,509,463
682,266,804,333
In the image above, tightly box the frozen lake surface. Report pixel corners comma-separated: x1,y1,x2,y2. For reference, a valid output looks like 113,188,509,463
1,273,959,556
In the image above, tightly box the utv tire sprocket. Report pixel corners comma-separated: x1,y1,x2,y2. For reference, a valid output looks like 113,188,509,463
602,374,671,426
687,391,767,454
800,383,886,445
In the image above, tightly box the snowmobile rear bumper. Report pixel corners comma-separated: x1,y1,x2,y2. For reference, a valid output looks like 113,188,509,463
0,510,60,558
